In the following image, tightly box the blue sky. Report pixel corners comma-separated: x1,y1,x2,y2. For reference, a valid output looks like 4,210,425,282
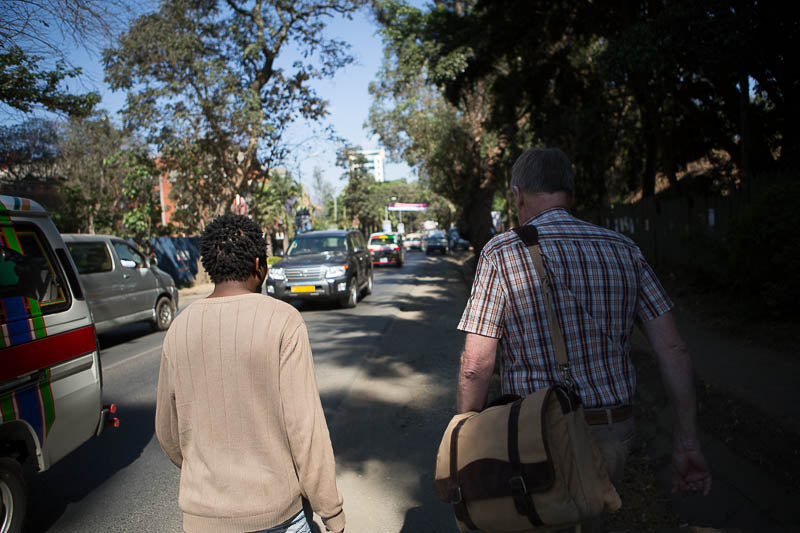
53,5,416,197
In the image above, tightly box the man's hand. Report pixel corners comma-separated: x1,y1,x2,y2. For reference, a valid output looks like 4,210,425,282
671,439,712,496
643,312,711,496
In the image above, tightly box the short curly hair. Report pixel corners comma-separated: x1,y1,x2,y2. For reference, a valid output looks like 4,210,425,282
199,214,267,284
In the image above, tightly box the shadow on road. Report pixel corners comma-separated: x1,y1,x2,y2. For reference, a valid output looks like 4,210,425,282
314,255,469,532
23,404,155,532
97,322,160,350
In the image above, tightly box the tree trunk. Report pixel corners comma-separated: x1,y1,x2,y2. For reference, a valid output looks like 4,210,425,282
465,182,495,255
642,111,657,198
739,74,752,190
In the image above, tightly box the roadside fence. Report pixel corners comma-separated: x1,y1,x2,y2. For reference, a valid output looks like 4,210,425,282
583,185,754,270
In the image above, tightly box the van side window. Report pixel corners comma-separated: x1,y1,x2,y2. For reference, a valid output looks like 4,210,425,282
0,223,70,316
113,243,145,269
67,242,113,274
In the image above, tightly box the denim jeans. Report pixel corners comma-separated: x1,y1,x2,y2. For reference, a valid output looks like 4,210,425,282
251,510,311,533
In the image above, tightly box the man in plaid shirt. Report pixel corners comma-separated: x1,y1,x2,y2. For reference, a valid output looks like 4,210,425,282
457,148,712,506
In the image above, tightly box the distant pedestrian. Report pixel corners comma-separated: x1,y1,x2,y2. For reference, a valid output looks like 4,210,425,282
457,148,711,530
156,214,345,533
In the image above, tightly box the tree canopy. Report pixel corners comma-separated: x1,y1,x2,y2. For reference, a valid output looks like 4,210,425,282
103,0,366,233
0,0,126,116
370,0,800,250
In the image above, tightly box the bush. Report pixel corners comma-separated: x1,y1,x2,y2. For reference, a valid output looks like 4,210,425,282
723,178,800,318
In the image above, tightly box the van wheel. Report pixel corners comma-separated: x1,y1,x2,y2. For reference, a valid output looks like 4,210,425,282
340,279,358,309
154,296,174,331
0,457,27,533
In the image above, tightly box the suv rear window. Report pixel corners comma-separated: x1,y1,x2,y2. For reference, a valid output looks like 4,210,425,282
370,235,398,245
0,223,70,320
67,242,113,274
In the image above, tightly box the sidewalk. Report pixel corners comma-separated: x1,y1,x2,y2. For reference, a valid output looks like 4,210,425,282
456,251,799,533
178,282,213,300
630,303,800,532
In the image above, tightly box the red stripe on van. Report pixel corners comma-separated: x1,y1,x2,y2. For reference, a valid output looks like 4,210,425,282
0,325,96,382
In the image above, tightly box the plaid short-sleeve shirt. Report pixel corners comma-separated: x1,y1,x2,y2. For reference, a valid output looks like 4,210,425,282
458,208,672,408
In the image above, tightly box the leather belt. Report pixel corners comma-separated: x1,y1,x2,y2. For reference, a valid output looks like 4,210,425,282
584,405,634,426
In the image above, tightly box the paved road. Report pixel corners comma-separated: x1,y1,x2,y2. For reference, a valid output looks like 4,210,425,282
24,250,470,532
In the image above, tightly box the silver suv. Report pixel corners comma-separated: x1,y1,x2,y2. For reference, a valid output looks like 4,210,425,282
62,234,178,334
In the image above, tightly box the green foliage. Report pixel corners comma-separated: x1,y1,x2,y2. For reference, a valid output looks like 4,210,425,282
370,0,800,249
47,185,86,233
0,46,100,116
723,178,800,318
338,149,383,233
334,143,453,234
57,112,135,234
104,0,365,231
0,119,62,186
106,147,162,244
370,1,501,251
310,166,336,228
250,168,306,252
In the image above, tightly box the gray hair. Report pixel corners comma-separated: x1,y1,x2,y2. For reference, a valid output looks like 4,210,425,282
510,147,575,195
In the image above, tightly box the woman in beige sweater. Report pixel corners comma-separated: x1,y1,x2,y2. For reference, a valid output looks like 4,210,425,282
156,214,345,533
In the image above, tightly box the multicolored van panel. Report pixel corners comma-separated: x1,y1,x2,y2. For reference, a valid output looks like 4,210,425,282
1,195,101,470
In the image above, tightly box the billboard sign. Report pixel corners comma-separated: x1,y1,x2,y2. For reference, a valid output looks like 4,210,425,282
388,202,428,212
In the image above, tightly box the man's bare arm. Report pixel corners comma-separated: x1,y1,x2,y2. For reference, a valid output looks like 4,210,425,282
457,333,499,413
642,311,712,495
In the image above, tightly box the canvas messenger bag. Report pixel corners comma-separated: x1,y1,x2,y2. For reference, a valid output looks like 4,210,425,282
434,225,622,532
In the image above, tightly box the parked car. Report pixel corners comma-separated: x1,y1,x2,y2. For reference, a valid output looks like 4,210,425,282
1,196,116,532
368,232,405,267
62,234,179,334
422,230,449,255
263,230,373,308
404,232,422,251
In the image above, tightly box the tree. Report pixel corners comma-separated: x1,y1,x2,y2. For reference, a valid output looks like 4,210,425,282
337,149,383,233
0,119,62,187
0,47,99,116
0,0,127,116
372,0,799,232
370,0,503,251
107,147,163,244
58,112,137,233
310,166,336,226
251,168,302,254
104,0,366,231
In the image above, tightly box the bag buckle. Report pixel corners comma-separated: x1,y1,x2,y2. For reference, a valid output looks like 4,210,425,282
448,484,463,504
509,475,527,496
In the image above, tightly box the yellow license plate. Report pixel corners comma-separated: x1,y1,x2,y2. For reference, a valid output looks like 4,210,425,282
290,286,316,293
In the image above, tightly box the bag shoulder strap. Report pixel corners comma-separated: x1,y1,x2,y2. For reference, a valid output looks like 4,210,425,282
512,226,572,385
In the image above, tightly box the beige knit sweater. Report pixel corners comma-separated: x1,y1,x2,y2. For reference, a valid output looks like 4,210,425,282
155,293,345,533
